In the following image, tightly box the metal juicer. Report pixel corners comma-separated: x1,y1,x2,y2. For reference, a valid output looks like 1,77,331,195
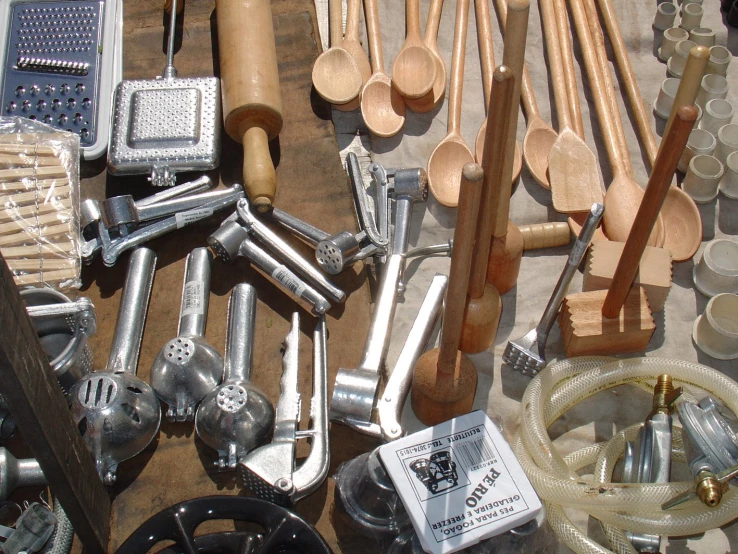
107,0,220,186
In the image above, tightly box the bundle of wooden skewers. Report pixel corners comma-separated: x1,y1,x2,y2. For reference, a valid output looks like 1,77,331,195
0,132,80,288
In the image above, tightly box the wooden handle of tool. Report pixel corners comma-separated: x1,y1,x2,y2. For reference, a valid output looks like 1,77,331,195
217,0,283,211
468,66,515,299
596,0,657,164
0,183,70,207
438,163,484,374
540,0,573,130
13,268,77,286
0,165,66,181
568,0,629,178
0,241,74,258
0,199,71,221
0,222,71,247
494,0,528,237
520,222,571,250
663,45,709,140
329,0,343,46
424,0,444,47
406,0,422,37
0,213,71,235
0,144,57,156
475,0,496,109
345,0,360,40
553,0,584,137
447,0,470,135
493,0,539,118
7,258,75,271
364,0,384,72
602,106,697,318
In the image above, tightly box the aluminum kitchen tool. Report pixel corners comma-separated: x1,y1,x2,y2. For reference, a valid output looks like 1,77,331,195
503,203,603,376
107,0,220,186
235,198,345,304
81,184,244,266
266,207,382,275
151,248,222,422
69,247,161,485
0,0,122,158
239,313,329,505
208,217,332,315
195,284,273,470
21,289,95,396
347,153,390,249
330,168,428,430
0,447,46,501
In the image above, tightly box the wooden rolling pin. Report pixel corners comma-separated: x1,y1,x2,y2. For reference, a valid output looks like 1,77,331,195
216,0,283,212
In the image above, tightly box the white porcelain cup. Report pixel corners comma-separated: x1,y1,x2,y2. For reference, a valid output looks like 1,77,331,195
693,293,738,360
696,74,729,110
700,99,734,135
659,28,690,62
654,2,678,30
683,155,724,203
654,78,681,119
719,151,738,199
679,3,704,31
715,124,738,165
707,46,731,77
678,128,717,173
693,239,738,297
668,39,698,77
689,27,717,47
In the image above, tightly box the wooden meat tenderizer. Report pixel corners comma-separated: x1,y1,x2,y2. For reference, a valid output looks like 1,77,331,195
559,106,697,357
459,66,515,354
412,164,483,426
216,0,282,212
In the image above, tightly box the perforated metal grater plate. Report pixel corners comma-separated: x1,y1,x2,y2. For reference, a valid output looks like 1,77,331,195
0,1,105,147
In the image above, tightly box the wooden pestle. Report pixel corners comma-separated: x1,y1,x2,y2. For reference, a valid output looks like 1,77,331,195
485,0,529,295
412,164,483,426
216,0,283,212
664,46,709,141
460,67,514,354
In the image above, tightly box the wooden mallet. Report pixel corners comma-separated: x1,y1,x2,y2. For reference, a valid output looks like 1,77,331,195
412,163,483,426
559,106,697,357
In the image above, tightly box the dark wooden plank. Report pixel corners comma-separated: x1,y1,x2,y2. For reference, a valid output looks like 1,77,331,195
0,254,110,554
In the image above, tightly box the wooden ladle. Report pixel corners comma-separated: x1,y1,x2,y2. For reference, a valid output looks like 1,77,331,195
391,0,437,99
474,0,522,185
405,0,446,113
568,0,663,245
542,0,603,214
312,0,362,105
334,0,373,112
360,0,406,137
427,0,474,207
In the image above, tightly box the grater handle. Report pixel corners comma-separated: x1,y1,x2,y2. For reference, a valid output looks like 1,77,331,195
163,0,178,78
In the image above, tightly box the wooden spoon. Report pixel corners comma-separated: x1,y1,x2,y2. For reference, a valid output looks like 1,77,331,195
391,0,437,99
427,0,474,207
568,0,662,245
553,0,584,138
334,0,373,112
405,0,446,113
474,0,522,185
542,0,603,214
588,0,701,259
312,0,362,105
360,0,405,137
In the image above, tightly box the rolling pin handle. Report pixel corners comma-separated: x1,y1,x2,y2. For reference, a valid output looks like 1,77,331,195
242,127,276,212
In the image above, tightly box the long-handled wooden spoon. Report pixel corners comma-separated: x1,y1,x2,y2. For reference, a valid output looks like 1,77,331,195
541,0,603,214
360,0,405,137
494,0,556,189
405,0,446,113
391,0,437,99
312,0,363,105
334,0,373,112
568,0,663,245
427,0,474,207
589,0,701,260
553,0,584,138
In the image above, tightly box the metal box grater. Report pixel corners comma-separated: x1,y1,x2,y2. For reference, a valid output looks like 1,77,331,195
107,0,221,187
0,0,122,160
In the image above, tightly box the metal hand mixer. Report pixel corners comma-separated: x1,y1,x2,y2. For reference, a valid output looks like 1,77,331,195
69,248,161,485
150,248,223,422
195,283,274,470
107,0,220,186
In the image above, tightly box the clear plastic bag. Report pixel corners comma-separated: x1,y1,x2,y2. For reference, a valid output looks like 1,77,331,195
0,117,81,290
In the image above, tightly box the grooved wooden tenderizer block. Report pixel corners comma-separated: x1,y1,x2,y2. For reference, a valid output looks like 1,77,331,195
583,241,673,312
558,288,656,357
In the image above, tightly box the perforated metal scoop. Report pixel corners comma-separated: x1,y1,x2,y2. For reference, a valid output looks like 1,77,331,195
107,0,220,186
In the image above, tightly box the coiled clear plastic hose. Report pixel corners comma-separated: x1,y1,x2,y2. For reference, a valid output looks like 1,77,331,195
514,356,738,554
